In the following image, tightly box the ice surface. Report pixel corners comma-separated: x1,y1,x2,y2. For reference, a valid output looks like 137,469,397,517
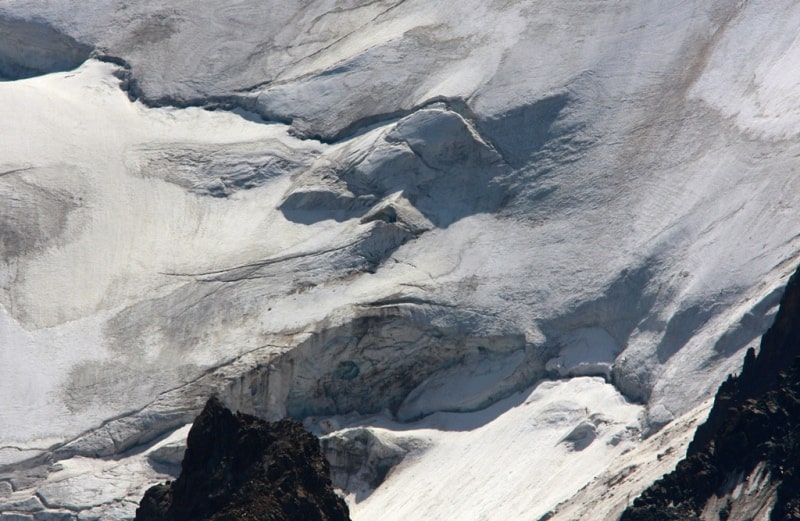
545,327,620,379
1,0,800,519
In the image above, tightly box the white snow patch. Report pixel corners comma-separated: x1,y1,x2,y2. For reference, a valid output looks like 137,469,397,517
348,377,642,521
0,305,109,443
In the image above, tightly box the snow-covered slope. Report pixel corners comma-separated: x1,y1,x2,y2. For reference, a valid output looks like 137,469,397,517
1,1,799,519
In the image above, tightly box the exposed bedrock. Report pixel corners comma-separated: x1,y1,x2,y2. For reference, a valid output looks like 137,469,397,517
621,264,800,521
0,17,91,80
134,397,350,521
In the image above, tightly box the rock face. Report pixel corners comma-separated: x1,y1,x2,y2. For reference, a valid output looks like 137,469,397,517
621,265,800,521
134,397,350,521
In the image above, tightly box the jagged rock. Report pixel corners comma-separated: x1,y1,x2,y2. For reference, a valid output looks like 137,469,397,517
622,265,800,520
134,397,350,521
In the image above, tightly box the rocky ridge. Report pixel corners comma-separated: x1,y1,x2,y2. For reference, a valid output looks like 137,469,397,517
134,396,350,521
622,264,800,520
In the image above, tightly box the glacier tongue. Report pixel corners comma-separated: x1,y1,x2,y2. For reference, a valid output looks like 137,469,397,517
1,0,800,519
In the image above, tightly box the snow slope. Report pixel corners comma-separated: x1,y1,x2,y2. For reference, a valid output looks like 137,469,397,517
1,0,800,519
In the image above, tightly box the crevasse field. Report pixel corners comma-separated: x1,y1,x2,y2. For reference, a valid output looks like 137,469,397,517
1,1,800,519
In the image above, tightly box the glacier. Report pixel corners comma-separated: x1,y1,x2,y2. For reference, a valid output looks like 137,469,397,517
1,0,800,519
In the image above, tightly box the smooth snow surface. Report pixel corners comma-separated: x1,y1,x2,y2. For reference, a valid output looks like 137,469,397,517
349,377,643,521
1,0,800,519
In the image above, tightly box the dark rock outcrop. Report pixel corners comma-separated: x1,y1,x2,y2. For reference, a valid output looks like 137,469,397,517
135,397,350,521
621,265,800,521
